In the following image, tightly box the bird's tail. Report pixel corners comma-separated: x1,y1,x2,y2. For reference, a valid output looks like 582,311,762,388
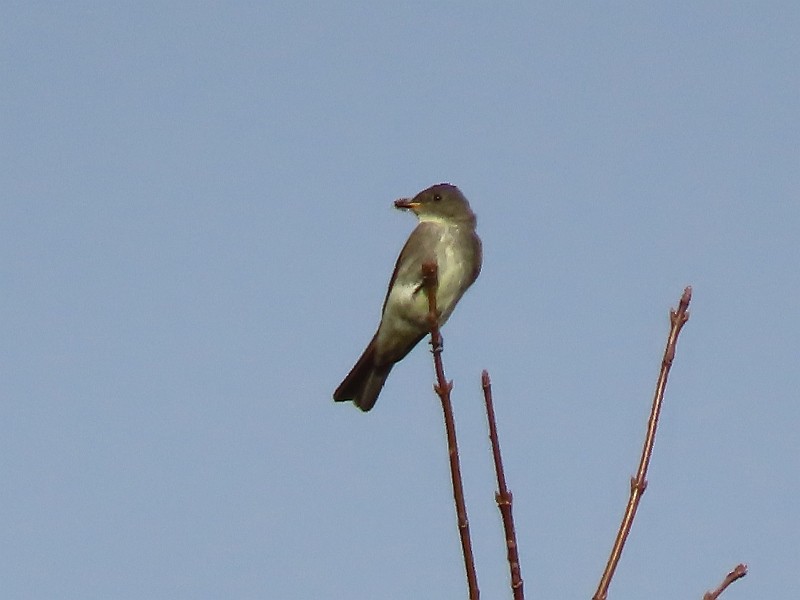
333,337,393,412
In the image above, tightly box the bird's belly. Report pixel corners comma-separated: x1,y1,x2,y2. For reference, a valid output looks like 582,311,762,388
434,243,470,322
374,227,473,363
382,244,469,329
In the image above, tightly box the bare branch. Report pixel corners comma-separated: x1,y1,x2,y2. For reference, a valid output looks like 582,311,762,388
703,564,748,600
421,262,480,600
593,287,693,600
482,370,524,599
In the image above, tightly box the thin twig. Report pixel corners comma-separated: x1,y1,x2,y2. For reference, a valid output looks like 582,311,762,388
703,564,748,600
593,287,693,600
482,370,524,599
421,262,480,600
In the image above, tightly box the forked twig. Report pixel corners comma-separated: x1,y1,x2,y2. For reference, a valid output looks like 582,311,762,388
482,370,524,599
703,564,748,600
593,287,693,600
421,262,480,600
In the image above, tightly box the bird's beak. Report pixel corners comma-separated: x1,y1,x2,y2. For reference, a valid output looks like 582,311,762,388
394,198,421,212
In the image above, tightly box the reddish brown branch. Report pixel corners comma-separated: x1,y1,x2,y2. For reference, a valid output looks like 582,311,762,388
593,287,693,600
482,370,524,599
421,262,480,600
703,564,748,600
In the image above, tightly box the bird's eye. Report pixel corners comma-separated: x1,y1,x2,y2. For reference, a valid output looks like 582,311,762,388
433,193,442,202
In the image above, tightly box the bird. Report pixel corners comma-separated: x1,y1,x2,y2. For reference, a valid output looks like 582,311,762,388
333,183,482,411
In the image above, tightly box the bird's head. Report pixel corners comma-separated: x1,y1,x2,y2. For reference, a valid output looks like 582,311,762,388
394,183,475,225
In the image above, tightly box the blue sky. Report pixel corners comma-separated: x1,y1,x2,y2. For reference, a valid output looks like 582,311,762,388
2,3,798,598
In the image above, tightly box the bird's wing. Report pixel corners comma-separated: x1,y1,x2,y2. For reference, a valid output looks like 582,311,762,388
381,221,440,313
468,229,483,285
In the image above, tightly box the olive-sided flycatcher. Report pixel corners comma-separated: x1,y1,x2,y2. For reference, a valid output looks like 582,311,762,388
333,183,482,411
